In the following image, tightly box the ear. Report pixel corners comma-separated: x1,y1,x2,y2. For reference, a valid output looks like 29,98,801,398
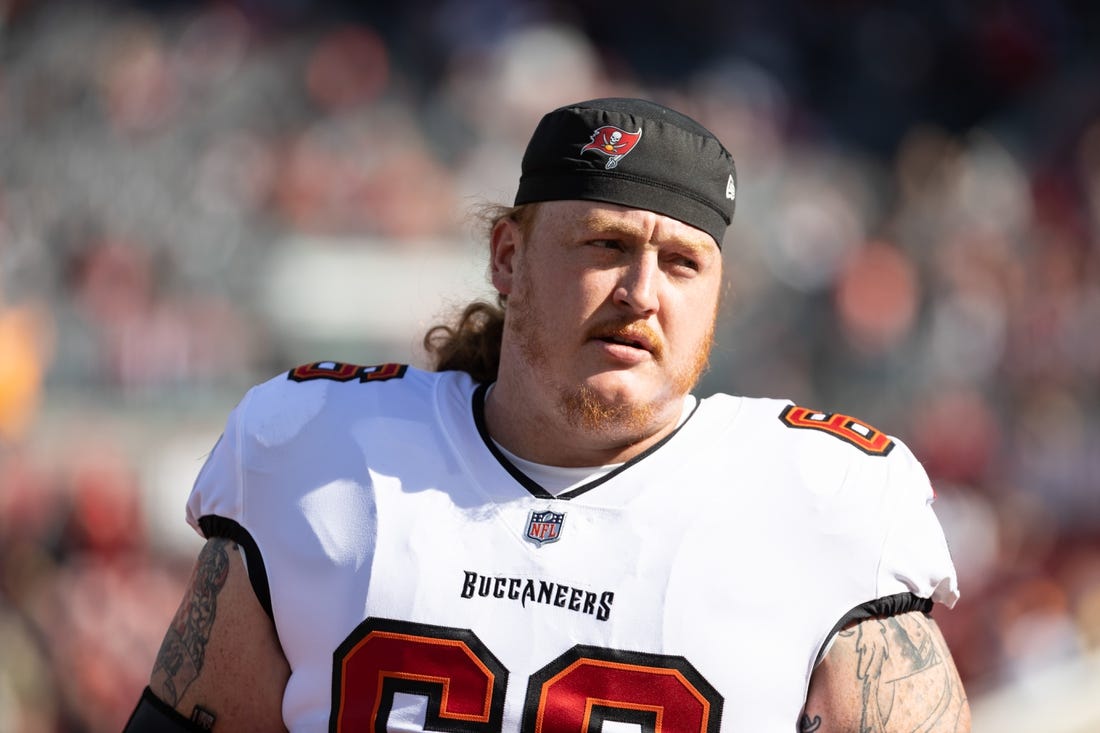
490,217,522,297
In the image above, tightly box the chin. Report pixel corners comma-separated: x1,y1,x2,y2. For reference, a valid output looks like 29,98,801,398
581,369,654,403
558,373,665,435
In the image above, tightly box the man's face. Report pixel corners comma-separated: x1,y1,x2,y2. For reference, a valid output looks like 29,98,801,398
492,200,723,440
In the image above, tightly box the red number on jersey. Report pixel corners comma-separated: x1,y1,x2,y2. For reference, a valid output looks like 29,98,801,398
288,362,408,383
330,619,723,733
778,405,894,456
523,645,722,733
331,618,506,733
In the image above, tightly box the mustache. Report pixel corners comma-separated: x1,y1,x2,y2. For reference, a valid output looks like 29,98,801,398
587,319,664,360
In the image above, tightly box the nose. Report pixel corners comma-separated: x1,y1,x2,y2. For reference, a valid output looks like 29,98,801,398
613,253,660,316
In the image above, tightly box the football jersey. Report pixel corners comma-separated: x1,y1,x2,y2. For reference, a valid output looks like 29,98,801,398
186,363,959,733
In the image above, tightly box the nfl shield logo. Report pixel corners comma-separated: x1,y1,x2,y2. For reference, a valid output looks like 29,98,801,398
525,509,565,546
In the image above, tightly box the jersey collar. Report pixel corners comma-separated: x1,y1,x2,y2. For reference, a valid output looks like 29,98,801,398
470,381,699,501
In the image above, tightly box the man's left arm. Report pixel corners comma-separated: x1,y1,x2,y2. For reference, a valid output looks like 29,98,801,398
802,610,971,733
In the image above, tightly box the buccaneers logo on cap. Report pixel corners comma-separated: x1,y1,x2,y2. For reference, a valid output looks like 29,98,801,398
581,125,642,170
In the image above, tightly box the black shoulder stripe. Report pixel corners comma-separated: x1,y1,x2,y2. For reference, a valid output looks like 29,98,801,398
197,515,274,622
814,592,933,668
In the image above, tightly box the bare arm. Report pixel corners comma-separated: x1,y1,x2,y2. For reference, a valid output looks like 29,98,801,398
802,610,970,733
149,538,290,732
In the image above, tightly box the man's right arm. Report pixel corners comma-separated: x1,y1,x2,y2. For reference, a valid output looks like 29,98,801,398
131,537,290,732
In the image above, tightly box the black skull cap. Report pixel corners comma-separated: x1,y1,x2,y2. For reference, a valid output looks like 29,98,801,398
514,97,737,246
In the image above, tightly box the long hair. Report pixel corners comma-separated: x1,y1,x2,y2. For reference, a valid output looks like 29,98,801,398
422,203,538,382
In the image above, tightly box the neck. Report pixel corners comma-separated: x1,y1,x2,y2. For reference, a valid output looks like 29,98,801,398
484,368,688,467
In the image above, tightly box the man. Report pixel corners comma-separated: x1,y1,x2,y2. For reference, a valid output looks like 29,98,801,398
124,98,970,732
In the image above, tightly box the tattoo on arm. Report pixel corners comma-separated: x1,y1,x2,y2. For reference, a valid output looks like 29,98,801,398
799,713,822,732
843,613,967,732
150,539,234,706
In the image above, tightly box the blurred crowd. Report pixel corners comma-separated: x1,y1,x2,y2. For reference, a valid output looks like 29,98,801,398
1,1,1099,730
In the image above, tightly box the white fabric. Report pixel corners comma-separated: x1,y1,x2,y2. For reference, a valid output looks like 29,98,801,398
187,366,959,733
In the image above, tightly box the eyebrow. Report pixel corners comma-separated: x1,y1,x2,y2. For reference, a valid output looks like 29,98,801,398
579,213,645,237
579,213,716,257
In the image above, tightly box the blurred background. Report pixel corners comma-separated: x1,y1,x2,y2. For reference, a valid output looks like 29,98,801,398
1,0,1099,730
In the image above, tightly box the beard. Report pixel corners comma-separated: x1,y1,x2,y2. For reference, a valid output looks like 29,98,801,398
506,273,715,438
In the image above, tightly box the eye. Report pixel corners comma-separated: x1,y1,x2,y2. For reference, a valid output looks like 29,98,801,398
589,239,625,251
667,253,701,273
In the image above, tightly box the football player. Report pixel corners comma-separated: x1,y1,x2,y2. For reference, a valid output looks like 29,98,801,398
124,98,969,732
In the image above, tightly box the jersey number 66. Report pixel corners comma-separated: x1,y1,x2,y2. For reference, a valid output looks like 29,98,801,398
331,617,723,733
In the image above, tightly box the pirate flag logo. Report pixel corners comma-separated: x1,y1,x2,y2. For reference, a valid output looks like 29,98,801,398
581,125,643,170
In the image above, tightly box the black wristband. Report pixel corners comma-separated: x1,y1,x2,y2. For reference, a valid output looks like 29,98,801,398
121,687,209,733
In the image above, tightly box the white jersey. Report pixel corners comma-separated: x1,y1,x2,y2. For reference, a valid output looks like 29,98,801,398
186,363,958,733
